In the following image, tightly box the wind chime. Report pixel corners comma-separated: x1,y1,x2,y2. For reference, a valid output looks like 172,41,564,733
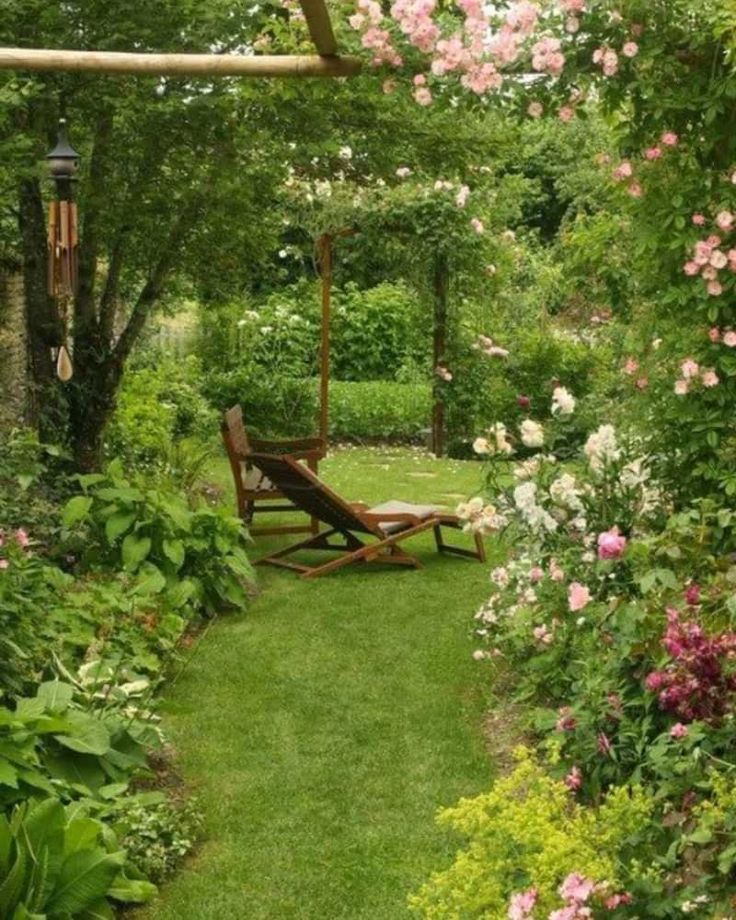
46,118,80,382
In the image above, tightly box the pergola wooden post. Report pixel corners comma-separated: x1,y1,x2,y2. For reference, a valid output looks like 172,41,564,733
318,233,333,446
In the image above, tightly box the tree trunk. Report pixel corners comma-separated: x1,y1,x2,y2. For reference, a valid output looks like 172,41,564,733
431,253,449,457
18,177,67,441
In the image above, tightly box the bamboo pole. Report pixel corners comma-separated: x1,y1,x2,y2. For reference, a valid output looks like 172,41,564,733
0,47,361,77
319,233,332,447
298,0,339,56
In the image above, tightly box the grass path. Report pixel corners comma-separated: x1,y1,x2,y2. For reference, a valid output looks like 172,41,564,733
141,448,495,919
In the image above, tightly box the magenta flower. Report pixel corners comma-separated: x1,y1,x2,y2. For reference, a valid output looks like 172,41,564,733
597,527,627,561
684,584,701,606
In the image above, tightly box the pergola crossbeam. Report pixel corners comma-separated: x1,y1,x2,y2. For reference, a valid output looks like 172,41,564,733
0,47,360,78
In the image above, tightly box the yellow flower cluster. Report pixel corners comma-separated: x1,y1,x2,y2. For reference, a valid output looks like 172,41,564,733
408,749,653,919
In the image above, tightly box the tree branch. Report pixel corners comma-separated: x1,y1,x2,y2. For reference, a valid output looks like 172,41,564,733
98,230,127,344
113,201,199,363
74,110,113,335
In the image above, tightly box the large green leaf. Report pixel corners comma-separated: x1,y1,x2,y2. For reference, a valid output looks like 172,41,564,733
104,512,136,544
36,681,73,714
0,814,12,874
162,538,185,569
54,713,111,757
0,844,27,916
121,534,152,571
0,759,19,789
47,849,124,915
108,872,157,904
62,496,93,527
78,899,114,920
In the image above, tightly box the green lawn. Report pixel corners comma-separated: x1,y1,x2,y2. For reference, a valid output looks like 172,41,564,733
140,446,496,920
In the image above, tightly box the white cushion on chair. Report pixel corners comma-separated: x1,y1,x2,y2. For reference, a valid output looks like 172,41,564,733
368,500,439,534
243,466,274,493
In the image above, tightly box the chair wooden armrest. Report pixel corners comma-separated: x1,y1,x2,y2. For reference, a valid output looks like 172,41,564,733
249,436,324,453
360,512,424,528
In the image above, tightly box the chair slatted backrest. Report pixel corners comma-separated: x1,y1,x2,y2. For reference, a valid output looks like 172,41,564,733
223,405,250,458
248,453,379,536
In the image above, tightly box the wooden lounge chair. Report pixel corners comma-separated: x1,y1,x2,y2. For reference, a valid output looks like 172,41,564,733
248,452,486,578
221,405,324,537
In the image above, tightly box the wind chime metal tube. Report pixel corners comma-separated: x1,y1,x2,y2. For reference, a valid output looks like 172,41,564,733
46,117,80,381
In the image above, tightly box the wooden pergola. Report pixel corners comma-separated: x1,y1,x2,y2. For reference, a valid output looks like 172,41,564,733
1,0,360,447
0,0,361,78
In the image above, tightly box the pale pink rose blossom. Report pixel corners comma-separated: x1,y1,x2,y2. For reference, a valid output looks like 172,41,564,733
414,86,432,106
670,722,689,739
470,217,485,233
674,379,689,395
636,376,649,390
549,559,565,582
0,559,8,570
623,357,639,374
701,368,720,387
692,213,706,226
15,529,29,548
508,888,538,920
527,101,543,118
559,873,595,903
622,41,639,58
627,182,643,198
681,359,699,379
684,261,700,276
644,146,662,161
723,330,736,347
708,280,724,297
716,211,735,232
568,582,591,612
558,105,575,123
661,131,679,146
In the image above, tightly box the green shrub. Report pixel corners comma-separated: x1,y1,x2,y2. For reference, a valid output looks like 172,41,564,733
409,751,653,919
331,282,428,381
61,460,252,615
201,368,319,438
329,381,431,441
107,357,218,470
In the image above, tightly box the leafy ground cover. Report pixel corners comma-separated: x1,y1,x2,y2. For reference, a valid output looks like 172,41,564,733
137,446,496,919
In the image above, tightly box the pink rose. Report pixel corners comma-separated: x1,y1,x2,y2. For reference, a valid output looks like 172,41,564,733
627,182,643,198
0,559,8,571
681,358,699,379
644,146,662,161
597,527,627,560
622,41,638,58
674,379,689,396
529,566,544,583
670,722,689,739
723,330,736,347
692,213,706,226
661,131,678,146
568,582,591,612
15,528,29,548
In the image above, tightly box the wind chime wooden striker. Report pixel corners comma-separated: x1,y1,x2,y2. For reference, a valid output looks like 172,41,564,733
46,118,80,382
